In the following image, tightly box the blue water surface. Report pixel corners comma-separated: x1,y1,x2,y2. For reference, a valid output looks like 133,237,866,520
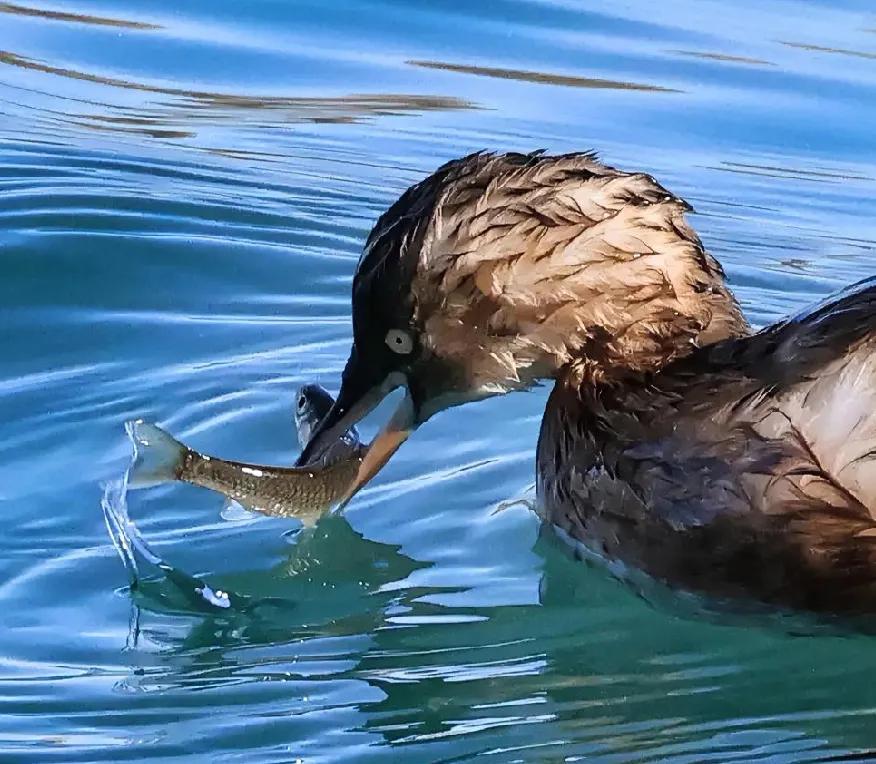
2,0,876,760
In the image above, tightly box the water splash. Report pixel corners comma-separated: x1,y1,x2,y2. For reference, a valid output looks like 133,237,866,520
101,475,232,609
99,425,308,637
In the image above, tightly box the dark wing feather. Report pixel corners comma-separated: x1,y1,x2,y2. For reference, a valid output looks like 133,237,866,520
681,276,876,514
545,278,876,613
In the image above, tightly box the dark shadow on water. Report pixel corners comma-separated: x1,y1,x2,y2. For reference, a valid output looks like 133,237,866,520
543,524,876,639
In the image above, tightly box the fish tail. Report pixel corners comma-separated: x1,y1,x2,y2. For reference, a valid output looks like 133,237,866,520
125,419,187,487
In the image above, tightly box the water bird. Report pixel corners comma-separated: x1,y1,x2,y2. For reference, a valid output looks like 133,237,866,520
298,150,876,616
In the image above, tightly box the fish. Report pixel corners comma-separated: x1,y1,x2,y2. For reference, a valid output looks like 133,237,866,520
127,384,366,520
293,383,361,464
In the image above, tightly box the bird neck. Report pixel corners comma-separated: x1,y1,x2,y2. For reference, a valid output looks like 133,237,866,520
548,286,750,390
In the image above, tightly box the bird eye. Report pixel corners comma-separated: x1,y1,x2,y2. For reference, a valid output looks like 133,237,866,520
385,328,414,355
297,394,307,411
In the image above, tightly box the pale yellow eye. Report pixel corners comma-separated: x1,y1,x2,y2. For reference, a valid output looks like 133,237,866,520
385,328,414,355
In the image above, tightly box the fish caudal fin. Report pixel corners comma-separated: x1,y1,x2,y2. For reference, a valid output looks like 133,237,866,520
125,419,187,488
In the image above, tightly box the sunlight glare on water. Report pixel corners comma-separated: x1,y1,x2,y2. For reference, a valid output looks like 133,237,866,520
2,0,876,760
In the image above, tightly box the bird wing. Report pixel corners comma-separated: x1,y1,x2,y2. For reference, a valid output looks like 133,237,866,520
548,280,876,611
663,276,876,521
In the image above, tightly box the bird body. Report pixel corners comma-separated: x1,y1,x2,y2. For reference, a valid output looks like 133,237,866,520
539,282,876,613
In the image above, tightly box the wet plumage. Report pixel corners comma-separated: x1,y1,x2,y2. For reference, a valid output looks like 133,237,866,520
540,282,876,613
302,150,876,616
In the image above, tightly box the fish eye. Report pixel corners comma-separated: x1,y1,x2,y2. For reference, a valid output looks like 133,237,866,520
385,328,414,355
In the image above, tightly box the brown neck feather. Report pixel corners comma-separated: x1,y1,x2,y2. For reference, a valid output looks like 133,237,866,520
374,152,751,394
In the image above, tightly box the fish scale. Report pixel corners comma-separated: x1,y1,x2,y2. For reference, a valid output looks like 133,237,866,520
127,383,365,522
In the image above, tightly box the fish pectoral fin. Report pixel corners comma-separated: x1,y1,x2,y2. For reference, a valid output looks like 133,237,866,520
224,498,323,528
296,509,323,528
220,498,259,522
491,497,536,515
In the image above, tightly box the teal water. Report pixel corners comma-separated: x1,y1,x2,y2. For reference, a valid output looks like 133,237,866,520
3,0,876,760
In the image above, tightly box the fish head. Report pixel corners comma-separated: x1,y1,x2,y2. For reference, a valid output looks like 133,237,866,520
294,383,360,465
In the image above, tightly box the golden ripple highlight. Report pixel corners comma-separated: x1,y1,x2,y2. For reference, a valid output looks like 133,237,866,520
1,50,475,112
780,41,876,60
670,50,775,66
709,160,872,182
0,1,159,29
0,50,478,136
407,59,680,93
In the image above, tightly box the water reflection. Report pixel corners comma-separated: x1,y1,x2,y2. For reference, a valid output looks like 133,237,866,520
781,41,876,61
0,49,478,138
113,515,876,760
709,160,873,182
0,1,159,29
106,471,876,759
1,50,478,112
670,50,775,67
407,59,680,92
